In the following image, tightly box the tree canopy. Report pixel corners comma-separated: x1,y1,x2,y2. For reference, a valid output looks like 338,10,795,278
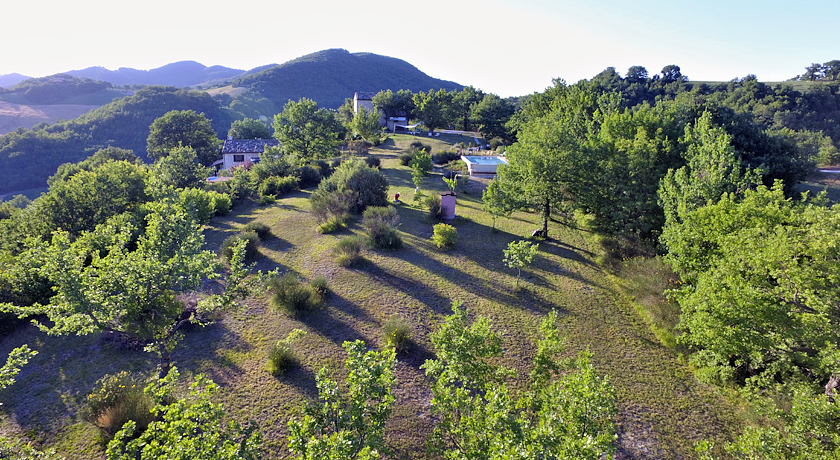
147,109,221,164
272,98,345,159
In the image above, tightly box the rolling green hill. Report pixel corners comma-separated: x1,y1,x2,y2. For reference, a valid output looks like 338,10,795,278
0,86,238,194
232,49,463,109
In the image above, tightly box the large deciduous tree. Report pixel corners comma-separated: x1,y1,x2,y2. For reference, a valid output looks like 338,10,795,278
273,98,344,159
422,304,617,460
147,110,221,165
228,117,271,140
288,340,396,460
2,200,250,378
351,107,384,145
492,84,599,238
106,368,263,460
471,94,514,143
412,89,451,133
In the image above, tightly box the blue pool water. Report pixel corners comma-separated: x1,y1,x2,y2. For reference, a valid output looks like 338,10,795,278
462,156,507,165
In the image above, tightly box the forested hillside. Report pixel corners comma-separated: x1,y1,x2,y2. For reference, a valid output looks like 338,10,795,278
0,86,238,193
230,49,463,111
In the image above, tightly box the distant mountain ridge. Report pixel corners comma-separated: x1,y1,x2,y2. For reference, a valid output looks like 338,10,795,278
233,49,463,108
0,73,30,88
66,61,247,87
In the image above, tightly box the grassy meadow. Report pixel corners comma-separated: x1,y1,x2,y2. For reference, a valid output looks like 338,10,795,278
0,135,743,459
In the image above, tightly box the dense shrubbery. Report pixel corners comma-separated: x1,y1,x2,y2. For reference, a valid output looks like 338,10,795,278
221,231,260,262
431,223,457,249
311,158,388,217
242,221,271,239
383,315,412,353
333,235,365,267
425,195,445,220
83,371,154,439
258,175,299,198
268,273,324,315
363,206,402,249
432,149,460,164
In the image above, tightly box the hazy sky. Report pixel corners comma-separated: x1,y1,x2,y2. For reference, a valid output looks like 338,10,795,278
2,0,837,97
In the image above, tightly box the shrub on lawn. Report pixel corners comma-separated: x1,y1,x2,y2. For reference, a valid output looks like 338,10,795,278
268,329,306,376
431,223,457,249
433,149,460,164
383,315,412,353
364,156,381,168
296,165,322,188
83,371,154,439
311,158,388,214
398,152,415,166
259,175,299,198
425,195,445,220
310,276,330,299
221,231,260,261
268,273,321,315
210,191,232,215
333,235,365,266
243,221,271,240
311,189,353,230
363,206,402,249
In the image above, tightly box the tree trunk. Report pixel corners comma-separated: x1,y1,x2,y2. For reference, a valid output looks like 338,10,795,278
542,197,550,239
158,345,172,380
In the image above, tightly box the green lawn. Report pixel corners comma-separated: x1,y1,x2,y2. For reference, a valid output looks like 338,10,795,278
0,144,742,459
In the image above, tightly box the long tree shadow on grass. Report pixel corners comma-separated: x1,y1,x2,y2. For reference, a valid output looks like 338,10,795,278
293,293,373,347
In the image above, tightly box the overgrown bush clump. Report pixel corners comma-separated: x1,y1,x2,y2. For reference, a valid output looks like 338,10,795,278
268,329,306,376
295,165,322,188
383,315,413,353
83,371,154,439
242,221,271,240
221,231,260,261
363,206,402,249
333,235,365,266
364,156,381,168
258,175,299,198
425,195,445,220
431,223,457,249
311,158,388,215
432,149,460,164
268,273,323,315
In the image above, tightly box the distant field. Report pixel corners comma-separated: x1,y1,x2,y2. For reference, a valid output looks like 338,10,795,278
205,85,248,97
0,101,99,135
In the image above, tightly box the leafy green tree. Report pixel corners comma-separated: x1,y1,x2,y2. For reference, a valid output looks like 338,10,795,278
450,86,485,131
106,367,263,460
2,201,251,378
372,89,415,121
228,118,271,140
0,345,36,393
273,98,345,159
288,340,396,460
665,183,840,394
422,304,617,460
660,65,685,83
147,110,221,164
481,179,516,231
49,147,140,186
36,160,149,237
658,110,762,233
625,66,649,83
503,240,538,287
351,107,384,145
496,84,600,237
471,94,514,143
148,146,213,190
412,89,451,133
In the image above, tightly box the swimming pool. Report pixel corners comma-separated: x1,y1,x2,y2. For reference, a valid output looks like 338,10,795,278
461,155,508,175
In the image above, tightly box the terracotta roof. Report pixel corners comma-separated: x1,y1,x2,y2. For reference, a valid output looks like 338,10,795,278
221,139,279,154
